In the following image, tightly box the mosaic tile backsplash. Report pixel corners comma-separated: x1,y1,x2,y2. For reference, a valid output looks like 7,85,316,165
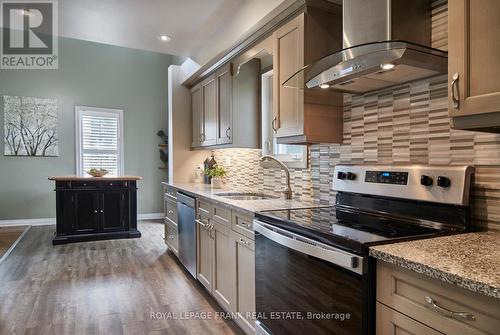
212,0,500,231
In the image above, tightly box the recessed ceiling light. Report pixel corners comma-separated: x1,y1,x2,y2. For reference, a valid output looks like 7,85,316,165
319,84,330,89
380,63,395,70
159,35,171,42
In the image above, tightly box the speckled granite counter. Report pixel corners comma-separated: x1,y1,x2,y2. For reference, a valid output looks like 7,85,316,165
162,182,328,215
370,232,500,299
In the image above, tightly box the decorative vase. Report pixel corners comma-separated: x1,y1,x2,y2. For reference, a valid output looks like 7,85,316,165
211,177,223,189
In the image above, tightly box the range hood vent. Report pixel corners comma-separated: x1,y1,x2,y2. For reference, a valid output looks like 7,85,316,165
285,0,447,94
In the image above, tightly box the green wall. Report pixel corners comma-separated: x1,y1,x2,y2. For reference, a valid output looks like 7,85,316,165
0,37,173,220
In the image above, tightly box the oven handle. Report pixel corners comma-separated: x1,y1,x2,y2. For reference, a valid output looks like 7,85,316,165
254,220,364,275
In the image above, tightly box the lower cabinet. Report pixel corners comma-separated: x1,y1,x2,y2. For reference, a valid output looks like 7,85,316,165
376,261,500,335
194,199,256,334
212,221,237,312
232,231,256,334
196,215,214,292
377,302,443,335
163,187,179,256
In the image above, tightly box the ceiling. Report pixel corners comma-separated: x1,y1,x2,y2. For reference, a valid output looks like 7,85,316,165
58,0,285,64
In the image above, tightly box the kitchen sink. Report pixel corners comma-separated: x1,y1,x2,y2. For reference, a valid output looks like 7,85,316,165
215,192,279,201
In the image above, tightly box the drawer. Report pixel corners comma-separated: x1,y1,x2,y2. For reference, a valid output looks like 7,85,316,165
164,185,177,200
164,219,178,255
212,203,231,227
197,199,212,219
231,211,254,240
100,180,128,188
377,261,500,335
71,181,98,189
164,198,177,223
376,302,443,335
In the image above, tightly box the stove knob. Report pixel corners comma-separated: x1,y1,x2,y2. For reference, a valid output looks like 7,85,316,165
437,176,451,188
347,172,356,180
420,175,433,186
337,172,347,180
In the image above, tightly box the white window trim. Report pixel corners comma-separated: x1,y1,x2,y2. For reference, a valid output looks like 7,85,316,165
75,106,124,177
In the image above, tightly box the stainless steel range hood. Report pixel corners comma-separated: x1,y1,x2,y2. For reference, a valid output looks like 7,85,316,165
284,0,447,94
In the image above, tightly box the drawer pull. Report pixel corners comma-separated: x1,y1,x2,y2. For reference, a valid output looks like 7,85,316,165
425,296,476,321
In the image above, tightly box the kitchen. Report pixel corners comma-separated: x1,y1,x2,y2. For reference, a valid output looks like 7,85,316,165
0,0,499,335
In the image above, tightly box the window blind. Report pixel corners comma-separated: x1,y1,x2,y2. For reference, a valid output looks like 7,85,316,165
79,112,121,176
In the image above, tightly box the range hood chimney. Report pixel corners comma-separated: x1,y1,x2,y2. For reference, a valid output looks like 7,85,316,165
285,0,447,94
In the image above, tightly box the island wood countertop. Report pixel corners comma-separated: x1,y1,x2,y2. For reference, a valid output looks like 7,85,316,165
49,176,142,181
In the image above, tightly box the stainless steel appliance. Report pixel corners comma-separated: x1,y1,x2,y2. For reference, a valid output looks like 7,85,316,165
285,0,447,93
254,165,474,335
176,192,196,277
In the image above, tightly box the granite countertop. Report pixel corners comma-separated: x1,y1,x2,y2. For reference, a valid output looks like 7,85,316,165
162,181,328,215
370,232,500,299
49,176,142,181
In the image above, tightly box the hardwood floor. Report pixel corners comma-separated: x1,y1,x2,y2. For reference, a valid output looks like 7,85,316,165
0,222,243,335
0,226,28,261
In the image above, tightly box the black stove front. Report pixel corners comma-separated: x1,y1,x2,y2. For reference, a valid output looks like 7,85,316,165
254,165,474,335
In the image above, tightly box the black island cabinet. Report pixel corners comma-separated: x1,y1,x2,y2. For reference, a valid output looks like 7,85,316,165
49,176,142,245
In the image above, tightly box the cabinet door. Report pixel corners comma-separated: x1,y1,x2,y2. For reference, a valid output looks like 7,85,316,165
376,303,444,335
216,64,233,145
273,13,305,138
449,1,500,121
191,84,203,147
233,232,256,334
212,221,236,312
101,190,127,232
71,191,100,234
196,217,214,292
202,75,218,146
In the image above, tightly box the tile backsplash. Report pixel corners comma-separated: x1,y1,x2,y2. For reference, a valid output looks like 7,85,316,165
211,0,500,231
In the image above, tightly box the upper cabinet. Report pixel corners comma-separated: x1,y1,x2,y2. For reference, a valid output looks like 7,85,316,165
448,0,500,132
273,7,344,144
191,61,260,149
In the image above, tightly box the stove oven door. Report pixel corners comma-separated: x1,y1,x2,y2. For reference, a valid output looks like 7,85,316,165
254,221,372,335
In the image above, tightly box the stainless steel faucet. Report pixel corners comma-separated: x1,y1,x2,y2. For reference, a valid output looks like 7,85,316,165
260,155,292,200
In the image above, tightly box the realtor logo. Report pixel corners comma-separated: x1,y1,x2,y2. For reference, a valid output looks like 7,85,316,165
1,0,58,69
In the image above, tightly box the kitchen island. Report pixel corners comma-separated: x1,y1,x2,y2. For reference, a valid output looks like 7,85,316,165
49,176,142,245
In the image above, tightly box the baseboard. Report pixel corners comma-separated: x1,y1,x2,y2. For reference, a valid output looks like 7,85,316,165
137,213,164,220
0,218,55,227
0,213,163,227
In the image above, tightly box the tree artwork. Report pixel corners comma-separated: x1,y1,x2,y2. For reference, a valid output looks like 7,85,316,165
3,95,58,156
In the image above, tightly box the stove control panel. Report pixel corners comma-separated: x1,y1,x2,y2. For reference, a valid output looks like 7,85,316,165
333,165,474,206
365,171,408,185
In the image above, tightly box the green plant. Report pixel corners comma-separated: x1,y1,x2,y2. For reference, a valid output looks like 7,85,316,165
205,165,227,178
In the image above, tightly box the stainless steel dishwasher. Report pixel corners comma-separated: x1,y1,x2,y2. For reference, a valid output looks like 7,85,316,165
176,192,196,277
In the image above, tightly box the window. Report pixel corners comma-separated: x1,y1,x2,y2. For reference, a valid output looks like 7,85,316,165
75,106,124,177
261,70,307,168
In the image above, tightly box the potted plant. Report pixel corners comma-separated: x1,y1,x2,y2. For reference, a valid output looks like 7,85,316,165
205,165,227,188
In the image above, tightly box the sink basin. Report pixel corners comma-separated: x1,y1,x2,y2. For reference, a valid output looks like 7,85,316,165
215,192,279,201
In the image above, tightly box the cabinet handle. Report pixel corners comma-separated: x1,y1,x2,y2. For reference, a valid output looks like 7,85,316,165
424,296,475,321
272,116,278,132
225,127,231,139
94,210,98,214
195,219,207,228
168,210,174,214
100,209,104,213
451,73,460,109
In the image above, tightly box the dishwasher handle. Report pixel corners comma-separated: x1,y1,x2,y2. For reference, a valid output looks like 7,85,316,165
254,220,364,275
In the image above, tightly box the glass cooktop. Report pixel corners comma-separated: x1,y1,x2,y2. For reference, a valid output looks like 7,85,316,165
255,206,452,255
